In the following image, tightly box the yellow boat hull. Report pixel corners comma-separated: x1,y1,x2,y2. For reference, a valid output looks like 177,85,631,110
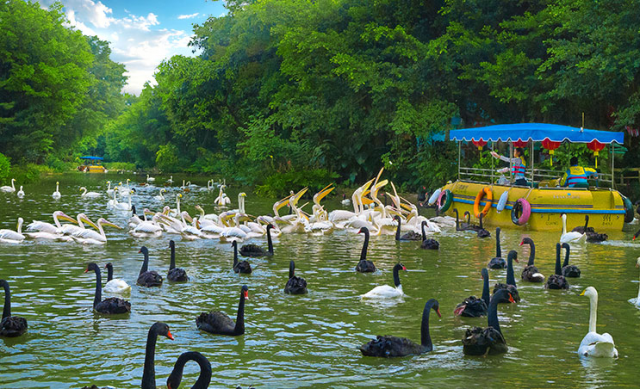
441,181,626,231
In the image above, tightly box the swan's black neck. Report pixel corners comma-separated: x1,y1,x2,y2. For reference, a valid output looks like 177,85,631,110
506,253,516,286
395,217,402,240
555,244,562,275
167,352,212,389
488,291,504,334
421,222,426,241
481,270,490,307
170,244,176,270
360,229,370,261
289,261,295,279
1,281,11,320
235,290,246,335
454,209,460,231
106,264,114,282
393,266,401,288
526,241,535,266
92,267,103,308
584,215,589,230
140,250,149,275
479,214,484,229
141,326,159,389
233,243,238,267
421,299,437,350
495,229,501,257
562,244,571,267
267,226,274,254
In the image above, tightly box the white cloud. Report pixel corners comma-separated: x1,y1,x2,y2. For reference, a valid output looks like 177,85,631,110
178,13,199,20
38,0,195,95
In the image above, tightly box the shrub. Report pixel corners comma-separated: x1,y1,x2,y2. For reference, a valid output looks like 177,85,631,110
0,153,10,184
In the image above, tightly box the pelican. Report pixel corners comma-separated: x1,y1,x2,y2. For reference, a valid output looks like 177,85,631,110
154,188,166,201
71,218,122,244
27,211,78,234
0,178,16,193
0,218,25,243
195,205,219,225
131,210,163,238
16,186,25,198
147,174,155,183
80,187,101,198
52,182,61,199
59,213,99,236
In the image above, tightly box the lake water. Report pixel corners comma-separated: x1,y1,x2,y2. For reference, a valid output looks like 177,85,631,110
1,174,639,388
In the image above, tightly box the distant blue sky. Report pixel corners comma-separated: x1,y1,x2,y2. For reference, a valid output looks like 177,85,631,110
37,0,228,94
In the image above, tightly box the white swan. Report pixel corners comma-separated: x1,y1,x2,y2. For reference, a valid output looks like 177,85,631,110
579,287,618,358
147,174,155,182
106,181,114,196
16,186,25,198
0,178,16,193
80,187,101,198
113,190,134,211
167,176,173,184
214,185,231,206
560,214,586,244
0,218,25,243
52,181,61,199
71,218,121,244
154,188,166,201
361,264,406,299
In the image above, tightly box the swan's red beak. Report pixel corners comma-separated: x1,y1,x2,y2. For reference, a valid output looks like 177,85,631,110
453,305,465,316
84,269,88,273
402,266,407,271
508,294,516,304
436,308,442,318
166,331,174,340
634,236,637,241
514,258,519,263
519,241,524,246
244,291,249,300
138,250,142,253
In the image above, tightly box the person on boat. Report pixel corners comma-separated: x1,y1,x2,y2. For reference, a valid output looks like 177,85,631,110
490,148,527,186
560,157,598,188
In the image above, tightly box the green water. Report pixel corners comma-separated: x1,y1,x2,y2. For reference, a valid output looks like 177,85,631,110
1,174,640,388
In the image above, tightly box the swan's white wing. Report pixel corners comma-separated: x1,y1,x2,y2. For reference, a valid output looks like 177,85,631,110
361,285,403,299
579,332,618,358
0,230,25,241
104,279,131,293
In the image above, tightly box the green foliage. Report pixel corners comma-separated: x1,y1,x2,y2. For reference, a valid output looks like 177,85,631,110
256,169,340,198
0,153,10,183
105,162,136,171
156,143,181,172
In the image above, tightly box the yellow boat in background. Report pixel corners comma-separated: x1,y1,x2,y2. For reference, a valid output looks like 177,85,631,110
431,123,632,231
77,156,108,173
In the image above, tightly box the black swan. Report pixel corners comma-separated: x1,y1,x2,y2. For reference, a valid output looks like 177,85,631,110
561,243,581,278
167,240,189,282
635,229,640,241
455,268,492,317
0,279,28,337
572,215,594,234
356,227,377,272
488,227,506,269
360,298,441,357
462,289,515,356
196,285,248,336
420,221,440,250
454,208,473,231
574,215,608,242
141,322,175,389
464,211,482,232
520,238,545,282
284,260,308,294
546,243,570,289
137,246,163,287
232,241,252,274
493,250,520,302
476,214,491,238
394,215,421,241
84,263,131,314
166,351,212,389
104,263,131,294
240,224,274,257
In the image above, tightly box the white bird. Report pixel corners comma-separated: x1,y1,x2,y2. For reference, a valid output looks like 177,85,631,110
341,194,351,206
58,213,98,236
52,181,61,199
361,264,407,299
579,287,618,358
147,174,155,183
27,211,78,234
16,186,25,198
214,185,231,206
0,217,25,243
167,176,173,184
104,263,131,294
71,218,122,244
560,214,586,244
80,187,101,198
106,181,114,196
0,178,16,193
113,190,134,211
153,188,166,201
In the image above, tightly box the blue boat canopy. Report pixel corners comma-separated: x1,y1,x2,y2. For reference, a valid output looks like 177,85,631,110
80,156,104,160
450,123,624,144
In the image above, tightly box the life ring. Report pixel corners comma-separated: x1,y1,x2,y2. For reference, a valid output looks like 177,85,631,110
622,195,634,223
511,198,531,226
428,188,442,206
474,186,493,218
436,189,452,213
496,191,509,212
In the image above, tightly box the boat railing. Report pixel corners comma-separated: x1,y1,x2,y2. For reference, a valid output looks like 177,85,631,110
459,166,614,188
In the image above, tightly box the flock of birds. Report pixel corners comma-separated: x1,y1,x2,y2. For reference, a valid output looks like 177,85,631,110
1,169,640,388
